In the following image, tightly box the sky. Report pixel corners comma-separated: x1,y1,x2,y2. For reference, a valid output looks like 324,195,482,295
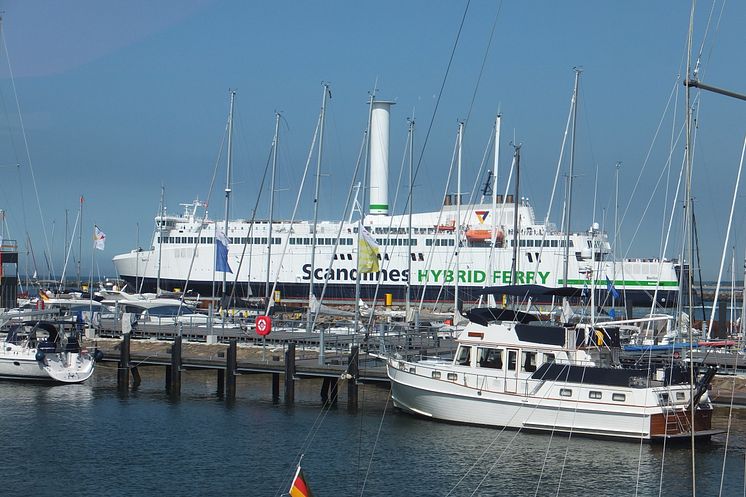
0,0,745,281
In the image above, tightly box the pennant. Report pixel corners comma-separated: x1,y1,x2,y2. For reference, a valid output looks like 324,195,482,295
605,276,620,300
94,225,106,250
214,228,233,273
358,223,380,273
289,466,314,497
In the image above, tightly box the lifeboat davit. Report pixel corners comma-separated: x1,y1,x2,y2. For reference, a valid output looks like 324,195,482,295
435,219,456,231
465,228,504,242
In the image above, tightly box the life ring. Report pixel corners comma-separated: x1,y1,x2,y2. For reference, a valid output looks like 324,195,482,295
673,351,680,359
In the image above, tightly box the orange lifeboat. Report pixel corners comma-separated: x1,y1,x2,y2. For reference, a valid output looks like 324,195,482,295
466,228,505,242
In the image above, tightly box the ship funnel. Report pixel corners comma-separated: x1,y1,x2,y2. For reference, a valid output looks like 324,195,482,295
369,100,394,215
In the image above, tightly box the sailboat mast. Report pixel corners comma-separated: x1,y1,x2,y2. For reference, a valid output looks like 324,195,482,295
455,121,463,324
222,89,236,299
406,116,414,319
563,68,581,287
266,112,280,301
156,186,165,296
77,196,82,287
490,115,501,307
308,83,329,340
510,144,521,288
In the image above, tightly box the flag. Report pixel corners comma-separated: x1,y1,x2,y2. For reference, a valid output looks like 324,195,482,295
214,228,233,273
289,466,314,497
609,308,616,319
94,225,106,250
606,276,620,300
358,223,380,273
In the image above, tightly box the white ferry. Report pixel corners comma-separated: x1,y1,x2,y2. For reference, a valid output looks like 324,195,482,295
113,102,679,306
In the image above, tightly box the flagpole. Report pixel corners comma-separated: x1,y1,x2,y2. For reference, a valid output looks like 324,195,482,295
89,225,95,331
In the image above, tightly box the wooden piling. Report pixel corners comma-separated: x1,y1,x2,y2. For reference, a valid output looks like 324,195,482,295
217,369,225,396
131,366,142,388
329,378,338,406
117,333,130,392
285,342,296,404
225,339,237,400
320,377,330,403
169,335,182,396
347,345,359,411
272,373,280,402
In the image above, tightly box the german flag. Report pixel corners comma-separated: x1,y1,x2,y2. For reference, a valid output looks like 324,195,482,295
289,465,314,497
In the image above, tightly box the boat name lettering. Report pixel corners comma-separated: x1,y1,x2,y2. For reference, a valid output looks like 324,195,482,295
301,264,409,282
416,269,549,284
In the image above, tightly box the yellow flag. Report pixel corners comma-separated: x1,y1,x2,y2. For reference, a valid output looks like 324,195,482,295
358,223,380,273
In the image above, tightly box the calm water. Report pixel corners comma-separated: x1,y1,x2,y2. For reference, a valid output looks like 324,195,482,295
2,364,746,497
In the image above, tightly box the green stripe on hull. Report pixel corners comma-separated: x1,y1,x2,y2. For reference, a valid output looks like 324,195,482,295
558,279,679,287
369,204,389,210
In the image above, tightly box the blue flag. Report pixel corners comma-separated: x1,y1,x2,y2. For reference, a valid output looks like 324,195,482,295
609,308,616,319
606,276,620,300
215,229,233,273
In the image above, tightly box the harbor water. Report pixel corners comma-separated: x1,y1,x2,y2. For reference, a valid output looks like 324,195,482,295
2,365,746,496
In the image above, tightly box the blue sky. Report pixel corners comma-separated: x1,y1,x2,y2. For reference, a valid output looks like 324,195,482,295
0,0,744,281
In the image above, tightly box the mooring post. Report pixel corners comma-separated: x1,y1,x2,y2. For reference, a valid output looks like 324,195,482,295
225,339,237,400
169,335,182,397
272,373,280,402
131,366,142,388
329,377,338,406
117,332,130,392
285,342,296,404
347,345,359,411
217,369,225,396
320,377,330,403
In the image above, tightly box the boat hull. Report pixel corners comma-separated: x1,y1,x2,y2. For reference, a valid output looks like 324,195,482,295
387,358,715,441
0,351,95,384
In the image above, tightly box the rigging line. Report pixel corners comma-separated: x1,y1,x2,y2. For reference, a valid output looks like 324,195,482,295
175,118,228,316
617,78,680,244
707,135,746,337
693,0,721,75
358,385,392,497
266,111,322,316
718,348,740,497
554,366,591,497
0,19,55,279
463,0,502,126
228,142,274,305
407,0,471,213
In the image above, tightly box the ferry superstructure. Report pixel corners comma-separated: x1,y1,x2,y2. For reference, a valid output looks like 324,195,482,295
113,101,679,306
112,196,679,306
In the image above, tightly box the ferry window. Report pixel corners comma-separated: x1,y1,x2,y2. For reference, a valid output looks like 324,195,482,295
544,240,551,247
676,392,685,401
455,346,472,366
522,351,537,372
551,240,558,247
589,391,602,399
290,238,295,245
612,393,626,402
304,238,310,245
519,239,526,247
569,240,574,247
526,239,534,247
477,347,503,369
543,353,555,363
353,227,359,234
560,388,572,397
507,350,517,371
426,239,433,246
207,238,213,244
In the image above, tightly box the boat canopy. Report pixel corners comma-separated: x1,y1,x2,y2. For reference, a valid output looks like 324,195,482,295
480,284,585,298
464,307,537,326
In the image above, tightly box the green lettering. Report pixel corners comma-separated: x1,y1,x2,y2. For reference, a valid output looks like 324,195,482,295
431,269,442,282
493,271,501,283
515,271,525,284
474,271,486,283
526,272,535,284
458,270,466,283
502,271,512,284
418,270,428,282
445,270,453,283
538,271,549,284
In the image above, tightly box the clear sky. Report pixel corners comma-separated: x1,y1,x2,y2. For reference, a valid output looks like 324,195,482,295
0,0,744,281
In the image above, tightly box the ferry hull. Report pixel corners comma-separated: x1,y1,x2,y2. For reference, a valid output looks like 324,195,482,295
120,275,679,307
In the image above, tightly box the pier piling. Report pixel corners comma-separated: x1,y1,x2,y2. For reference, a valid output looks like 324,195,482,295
217,369,225,396
131,366,141,388
225,339,237,400
285,343,296,404
168,335,182,396
117,333,131,392
272,373,280,402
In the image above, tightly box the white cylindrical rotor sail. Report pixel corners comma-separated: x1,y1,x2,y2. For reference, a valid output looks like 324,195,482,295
369,101,394,215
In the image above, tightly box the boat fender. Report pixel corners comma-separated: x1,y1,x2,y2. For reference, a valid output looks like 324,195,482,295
35,351,45,362
93,350,104,362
